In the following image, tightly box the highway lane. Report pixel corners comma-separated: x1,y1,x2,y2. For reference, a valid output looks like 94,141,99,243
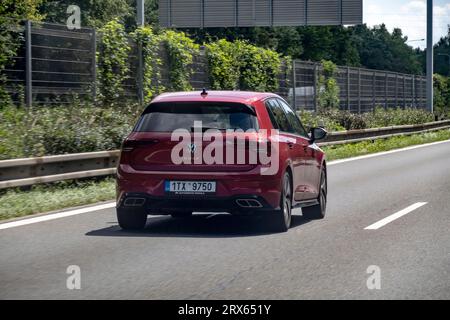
1,141,449,299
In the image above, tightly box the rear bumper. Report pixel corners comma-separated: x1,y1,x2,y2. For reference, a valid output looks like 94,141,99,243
117,192,276,215
116,164,282,212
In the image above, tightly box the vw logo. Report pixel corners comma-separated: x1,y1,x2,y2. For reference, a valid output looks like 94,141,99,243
187,143,197,153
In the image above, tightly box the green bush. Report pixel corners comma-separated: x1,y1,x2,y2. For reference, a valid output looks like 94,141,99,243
0,104,26,158
131,26,163,103
0,24,18,106
297,110,346,132
317,60,340,111
0,0,44,106
0,103,142,160
237,40,282,92
97,19,131,105
205,39,282,92
161,30,199,91
434,74,450,119
205,39,241,90
364,107,434,127
298,107,435,132
318,108,367,130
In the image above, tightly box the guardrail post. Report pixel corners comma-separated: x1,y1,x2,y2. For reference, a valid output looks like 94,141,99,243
25,20,32,108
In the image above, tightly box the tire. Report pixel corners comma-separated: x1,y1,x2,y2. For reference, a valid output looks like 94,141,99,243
117,207,147,230
270,172,292,232
302,168,327,220
170,211,193,218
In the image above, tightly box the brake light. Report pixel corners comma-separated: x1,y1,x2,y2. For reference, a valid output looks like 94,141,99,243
121,139,160,152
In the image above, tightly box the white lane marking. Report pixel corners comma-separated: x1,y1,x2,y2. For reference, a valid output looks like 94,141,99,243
0,202,116,230
328,139,450,166
364,202,428,230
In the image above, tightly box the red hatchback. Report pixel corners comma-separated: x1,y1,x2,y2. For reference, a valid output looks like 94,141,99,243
116,90,327,232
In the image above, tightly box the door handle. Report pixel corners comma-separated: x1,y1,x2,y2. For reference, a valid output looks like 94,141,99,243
288,142,294,149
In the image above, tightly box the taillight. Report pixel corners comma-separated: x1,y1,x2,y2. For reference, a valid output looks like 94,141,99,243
121,140,134,152
121,139,160,152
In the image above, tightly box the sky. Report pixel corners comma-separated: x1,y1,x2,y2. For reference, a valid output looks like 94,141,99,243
364,0,450,48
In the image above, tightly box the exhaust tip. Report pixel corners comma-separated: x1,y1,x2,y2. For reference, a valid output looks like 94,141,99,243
123,197,146,207
236,199,263,208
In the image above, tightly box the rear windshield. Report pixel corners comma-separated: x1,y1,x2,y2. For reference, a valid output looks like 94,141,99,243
134,102,259,132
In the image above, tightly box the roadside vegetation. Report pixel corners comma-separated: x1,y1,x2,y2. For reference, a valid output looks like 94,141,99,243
323,129,450,161
0,103,142,160
299,106,436,132
0,178,115,221
0,103,441,160
1,129,450,221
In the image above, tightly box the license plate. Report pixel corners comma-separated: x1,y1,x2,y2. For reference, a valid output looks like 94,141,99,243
165,181,216,195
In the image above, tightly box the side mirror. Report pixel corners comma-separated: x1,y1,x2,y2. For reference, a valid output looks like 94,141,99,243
309,127,327,144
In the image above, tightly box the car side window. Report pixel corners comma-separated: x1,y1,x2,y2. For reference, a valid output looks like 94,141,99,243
265,100,279,129
265,99,292,132
277,99,309,137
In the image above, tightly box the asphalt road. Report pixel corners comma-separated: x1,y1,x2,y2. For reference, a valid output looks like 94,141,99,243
1,141,450,299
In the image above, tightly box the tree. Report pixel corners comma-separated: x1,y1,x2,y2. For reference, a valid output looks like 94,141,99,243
297,26,334,62
352,24,422,74
183,23,421,74
434,27,450,76
433,74,450,117
0,0,44,105
317,60,340,111
0,0,44,21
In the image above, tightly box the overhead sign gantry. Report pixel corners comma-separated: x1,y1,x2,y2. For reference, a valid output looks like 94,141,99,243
159,0,363,28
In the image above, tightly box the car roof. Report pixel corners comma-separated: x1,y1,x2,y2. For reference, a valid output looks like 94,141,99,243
151,90,280,104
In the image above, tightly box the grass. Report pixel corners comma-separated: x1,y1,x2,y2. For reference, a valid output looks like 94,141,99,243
0,129,450,221
322,128,450,161
0,178,115,221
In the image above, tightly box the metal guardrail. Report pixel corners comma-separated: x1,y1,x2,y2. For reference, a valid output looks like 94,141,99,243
1,120,449,189
0,151,119,189
318,119,450,146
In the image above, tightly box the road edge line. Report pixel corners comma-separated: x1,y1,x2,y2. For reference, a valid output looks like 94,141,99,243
328,139,450,166
0,201,116,230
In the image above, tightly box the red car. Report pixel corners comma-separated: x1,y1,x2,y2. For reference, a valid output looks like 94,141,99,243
116,90,327,232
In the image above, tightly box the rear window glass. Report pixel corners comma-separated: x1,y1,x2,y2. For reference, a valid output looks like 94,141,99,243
134,102,259,132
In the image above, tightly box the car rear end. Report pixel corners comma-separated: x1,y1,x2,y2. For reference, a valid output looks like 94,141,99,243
116,96,283,218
